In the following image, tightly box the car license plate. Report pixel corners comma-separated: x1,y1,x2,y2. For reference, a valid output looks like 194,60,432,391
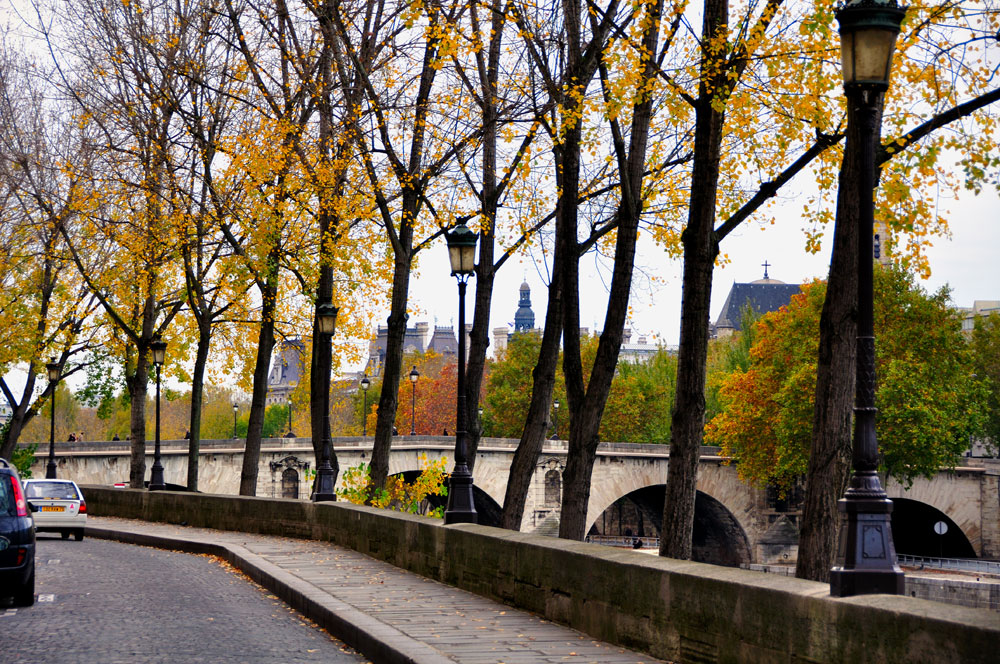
41,506,65,512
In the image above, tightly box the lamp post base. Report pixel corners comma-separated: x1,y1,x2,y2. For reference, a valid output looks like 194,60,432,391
444,465,477,524
312,465,337,502
149,463,166,491
829,488,904,597
45,460,57,479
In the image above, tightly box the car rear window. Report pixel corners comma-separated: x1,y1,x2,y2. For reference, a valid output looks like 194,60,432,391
25,481,80,500
0,475,14,516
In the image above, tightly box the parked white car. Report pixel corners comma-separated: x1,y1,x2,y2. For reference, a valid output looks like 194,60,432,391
23,479,87,541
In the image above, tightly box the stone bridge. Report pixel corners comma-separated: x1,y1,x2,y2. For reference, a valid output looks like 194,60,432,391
25,436,999,565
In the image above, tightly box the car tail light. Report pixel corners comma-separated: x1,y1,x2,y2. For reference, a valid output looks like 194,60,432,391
11,476,28,517
17,547,26,565
79,499,87,514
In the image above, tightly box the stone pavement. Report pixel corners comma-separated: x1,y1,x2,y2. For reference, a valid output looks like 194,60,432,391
87,517,667,664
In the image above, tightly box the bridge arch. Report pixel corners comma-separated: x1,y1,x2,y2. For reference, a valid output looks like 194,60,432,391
585,485,751,567
890,498,977,559
585,457,753,567
385,450,505,527
886,472,983,556
586,458,755,547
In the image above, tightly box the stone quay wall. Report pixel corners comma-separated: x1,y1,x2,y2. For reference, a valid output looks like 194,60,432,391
80,486,1000,664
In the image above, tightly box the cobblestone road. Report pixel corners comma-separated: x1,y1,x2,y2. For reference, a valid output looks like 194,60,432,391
1,534,369,664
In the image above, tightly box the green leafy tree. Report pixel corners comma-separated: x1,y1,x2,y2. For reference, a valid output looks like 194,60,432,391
486,334,564,439
600,351,676,444
707,267,982,491
971,312,1000,454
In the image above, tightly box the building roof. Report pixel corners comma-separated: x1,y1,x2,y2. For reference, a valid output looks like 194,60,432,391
428,326,458,355
714,282,802,332
267,338,305,388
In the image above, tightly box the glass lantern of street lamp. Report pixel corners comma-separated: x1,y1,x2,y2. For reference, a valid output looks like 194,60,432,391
445,222,478,276
151,338,167,367
317,301,337,335
837,0,906,90
46,358,60,382
409,366,420,383
360,376,370,392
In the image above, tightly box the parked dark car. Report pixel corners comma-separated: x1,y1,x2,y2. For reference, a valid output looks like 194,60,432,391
0,458,36,606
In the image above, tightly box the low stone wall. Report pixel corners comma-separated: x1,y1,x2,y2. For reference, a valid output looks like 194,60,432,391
907,575,1000,612
80,486,1000,664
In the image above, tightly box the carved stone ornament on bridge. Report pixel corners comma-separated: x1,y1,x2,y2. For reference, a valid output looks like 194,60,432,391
269,455,310,500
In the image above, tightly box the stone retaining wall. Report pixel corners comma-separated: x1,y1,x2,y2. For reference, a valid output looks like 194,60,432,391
906,575,1000,612
80,486,1000,664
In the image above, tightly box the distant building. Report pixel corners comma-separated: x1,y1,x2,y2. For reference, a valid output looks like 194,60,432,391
365,322,468,377
618,330,668,364
0,400,11,427
492,281,665,362
713,264,802,338
514,281,535,332
958,300,1000,334
266,338,305,405
493,280,542,354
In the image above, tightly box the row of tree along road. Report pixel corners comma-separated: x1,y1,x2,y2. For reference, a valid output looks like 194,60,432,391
1,0,997,582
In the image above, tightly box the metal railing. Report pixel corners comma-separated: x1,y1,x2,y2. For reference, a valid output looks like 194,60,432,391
586,534,660,549
898,554,1000,576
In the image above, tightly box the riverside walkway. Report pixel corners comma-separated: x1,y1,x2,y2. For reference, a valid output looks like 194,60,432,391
87,517,665,664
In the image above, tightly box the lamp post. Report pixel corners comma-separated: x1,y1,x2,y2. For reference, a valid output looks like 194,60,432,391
829,0,906,598
312,300,338,502
232,403,239,439
287,397,294,437
45,358,60,479
149,337,167,491
360,375,370,437
552,399,560,440
444,221,478,524
408,366,419,436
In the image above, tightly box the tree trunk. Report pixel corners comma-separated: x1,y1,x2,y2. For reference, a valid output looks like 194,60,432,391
500,267,563,530
464,0,503,470
796,96,879,582
660,0,728,560
186,324,211,491
240,273,278,496
557,0,663,541
369,249,413,491
0,373,40,459
126,359,149,488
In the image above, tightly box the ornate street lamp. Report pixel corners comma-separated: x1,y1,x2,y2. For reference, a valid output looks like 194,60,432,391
360,375,371,437
829,0,907,598
552,399,560,440
408,366,420,436
149,337,168,491
232,403,239,438
45,358,60,479
286,397,295,438
444,221,478,524
312,300,338,502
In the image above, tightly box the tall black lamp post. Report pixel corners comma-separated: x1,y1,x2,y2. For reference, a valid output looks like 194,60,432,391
232,403,239,438
287,397,295,437
149,337,167,491
360,375,370,437
444,222,478,524
552,399,560,440
312,300,338,502
829,0,906,598
408,366,419,435
45,358,60,479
